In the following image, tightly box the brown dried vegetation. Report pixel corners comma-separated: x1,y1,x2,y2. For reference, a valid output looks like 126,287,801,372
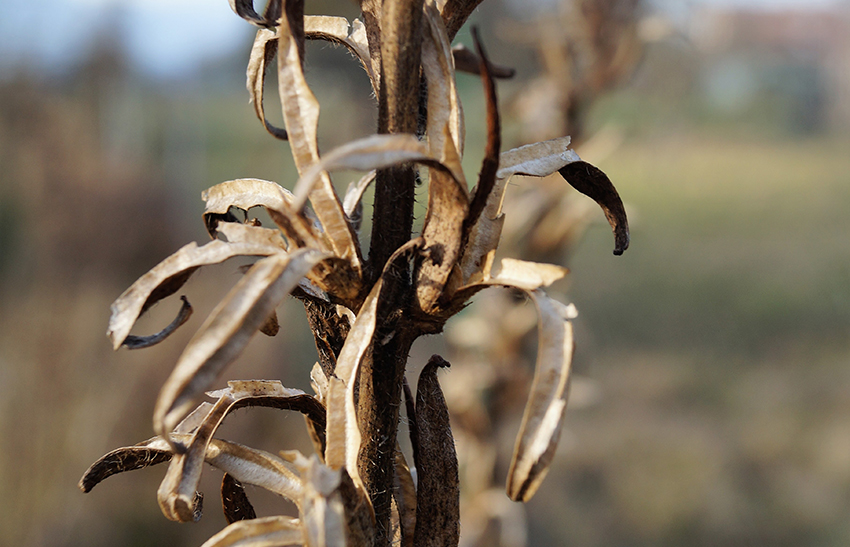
79,1,629,546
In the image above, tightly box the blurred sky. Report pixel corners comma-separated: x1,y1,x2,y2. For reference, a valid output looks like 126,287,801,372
0,0,846,80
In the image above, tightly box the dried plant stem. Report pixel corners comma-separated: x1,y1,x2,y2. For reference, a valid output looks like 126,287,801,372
361,3,426,544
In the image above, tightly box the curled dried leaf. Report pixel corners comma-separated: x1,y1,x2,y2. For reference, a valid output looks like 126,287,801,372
81,433,306,513
247,29,288,140
506,292,577,502
79,437,172,493
460,137,582,283
154,249,329,438
487,258,567,291
342,170,376,234
415,131,468,313
108,239,288,350
497,137,580,180
559,161,630,255
422,4,464,160
202,178,324,251
292,134,431,212
222,474,257,524
413,355,459,547
448,258,568,326
159,381,317,521
462,27,500,251
277,11,361,270
122,296,193,349
202,516,303,547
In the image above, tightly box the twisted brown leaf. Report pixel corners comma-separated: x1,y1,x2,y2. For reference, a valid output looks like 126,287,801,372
422,4,464,161
462,27,500,251
559,160,630,255
415,130,468,313
506,292,576,502
121,296,193,349
460,137,581,284
276,10,361,271
154,249,329,438
108,239,290,350
79,437,173,493
247,29,288,140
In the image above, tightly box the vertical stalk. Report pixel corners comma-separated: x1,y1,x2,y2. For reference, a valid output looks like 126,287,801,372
361,0,425,544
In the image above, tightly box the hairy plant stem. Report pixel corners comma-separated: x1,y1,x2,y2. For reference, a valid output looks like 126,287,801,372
362,0,425,544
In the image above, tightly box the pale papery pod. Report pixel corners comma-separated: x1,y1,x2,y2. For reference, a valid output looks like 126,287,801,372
293,454,348,547
325,279,383,496
108,239,291,350
159,395,236,522
459,137,581,283
304,16,375,89
310,362,330,404
155,249,330,438
415,130,469,313
277,11,361,271
422,3,464,159
506,291,577,502
292,134,431,212
203,438,305,501
247,29,288,140
201,516,304,547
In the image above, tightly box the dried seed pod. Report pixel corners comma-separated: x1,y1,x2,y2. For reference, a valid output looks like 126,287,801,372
413,355,459,547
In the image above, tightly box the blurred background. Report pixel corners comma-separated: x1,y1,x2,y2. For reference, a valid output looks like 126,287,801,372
1,0,849,545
